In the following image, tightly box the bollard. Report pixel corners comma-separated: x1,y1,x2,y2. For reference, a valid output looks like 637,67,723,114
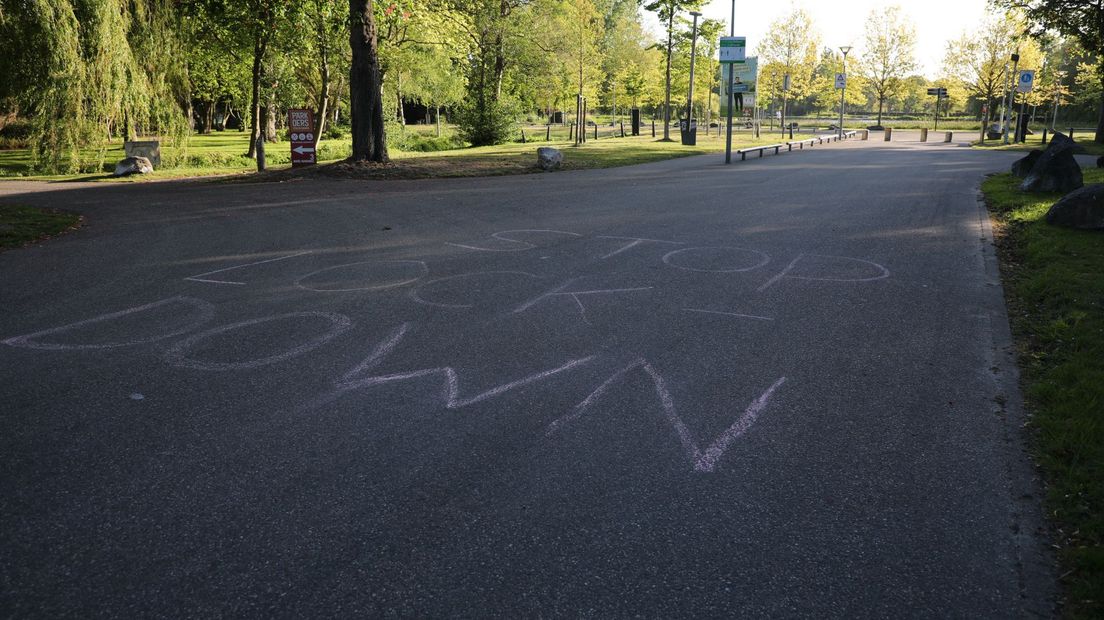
652,120,656,138
594,124,598,140
920,128,928,142
884,127,892,141
1041,128,1047,144
861,129,869,140
944,131,953,143
546,125,551,141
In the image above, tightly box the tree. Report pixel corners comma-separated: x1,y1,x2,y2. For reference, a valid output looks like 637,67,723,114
350,0,388,161
756,8,820,118
942,12,1037,139
1,0,188,173
642,0,703,140
994,0,1104,142
857,5,917,126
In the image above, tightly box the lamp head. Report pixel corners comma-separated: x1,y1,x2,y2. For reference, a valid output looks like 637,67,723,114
840,46,852,56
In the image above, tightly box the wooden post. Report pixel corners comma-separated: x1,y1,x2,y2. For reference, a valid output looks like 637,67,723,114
594,123,598,140
652,120,656,137
521,129,526,143
620,121,625,137
547,125,551,141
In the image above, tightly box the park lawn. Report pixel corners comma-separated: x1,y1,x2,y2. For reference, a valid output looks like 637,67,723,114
982,168,1104,619
0,128,781,182
973,136,1104,156
0,204,82,251
387,132,776,176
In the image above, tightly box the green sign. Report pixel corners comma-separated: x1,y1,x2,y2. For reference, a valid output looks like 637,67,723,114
719,37,746,64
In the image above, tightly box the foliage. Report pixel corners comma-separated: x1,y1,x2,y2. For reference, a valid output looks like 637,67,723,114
857,5,917,125
756,7,820,112
991,0,1104,142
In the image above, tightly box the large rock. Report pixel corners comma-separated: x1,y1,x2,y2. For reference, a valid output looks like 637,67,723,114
1021,132,1083,193
1011,149,1042,178
536,147,562,171
1045,184,1104,230
114,156,153,177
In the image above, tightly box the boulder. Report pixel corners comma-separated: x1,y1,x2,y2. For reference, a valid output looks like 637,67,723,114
536,147,562,171
114,156,153,177
1021,132,1083,193
1011,149,1042,178
1045,184,1104,230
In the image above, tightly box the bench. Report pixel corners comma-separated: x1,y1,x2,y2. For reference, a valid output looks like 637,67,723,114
735,144,784,160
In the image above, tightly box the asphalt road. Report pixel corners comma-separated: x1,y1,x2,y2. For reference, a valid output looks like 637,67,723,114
0,135,1058,617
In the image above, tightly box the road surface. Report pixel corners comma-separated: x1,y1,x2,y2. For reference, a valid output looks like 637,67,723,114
0,135,1056,616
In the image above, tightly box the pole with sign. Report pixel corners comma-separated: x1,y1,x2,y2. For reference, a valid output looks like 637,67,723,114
926,87,947,130
720,35,746,164
288,108,317,167
1016,70,1034,143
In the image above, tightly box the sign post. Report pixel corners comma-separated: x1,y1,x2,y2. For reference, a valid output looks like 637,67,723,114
926,87,947,130
720,36,746,164
288,108,317,167
1016,70,1034,143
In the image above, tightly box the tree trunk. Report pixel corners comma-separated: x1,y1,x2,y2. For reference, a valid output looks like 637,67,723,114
265,98,277,142
247,36,265,158
1096,70,1104,144
314,3,331,148
349,0,388,162
877,96,884,126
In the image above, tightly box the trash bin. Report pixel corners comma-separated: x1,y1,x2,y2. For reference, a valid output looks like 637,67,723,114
630,108,641,136
680,119,697,146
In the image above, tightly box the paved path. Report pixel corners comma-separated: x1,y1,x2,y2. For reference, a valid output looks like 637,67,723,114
0,137,1055,616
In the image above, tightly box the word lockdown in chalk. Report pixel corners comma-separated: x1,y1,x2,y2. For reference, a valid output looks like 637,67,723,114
3,296,788,473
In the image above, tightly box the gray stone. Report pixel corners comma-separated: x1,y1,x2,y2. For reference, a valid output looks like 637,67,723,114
114,156,154,177
1045,184,1104,230
537,147,562,171
124,140,161,167
1011,150,1042,178
1021,132,1083,193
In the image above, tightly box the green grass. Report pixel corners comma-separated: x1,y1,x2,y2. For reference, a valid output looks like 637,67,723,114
982,168,1104,618
973,137,1104,157
0,204,82,250
300,131,781,180
0,125,792,182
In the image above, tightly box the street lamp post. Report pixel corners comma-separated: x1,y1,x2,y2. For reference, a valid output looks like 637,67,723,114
724,0,736,163
1003,52,1019,145
686,11,702,138
838,46,851,139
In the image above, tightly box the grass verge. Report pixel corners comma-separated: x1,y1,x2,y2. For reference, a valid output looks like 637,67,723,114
973,138,1104,157
1,129,781,183
0,204,82,251
982,168,1104,618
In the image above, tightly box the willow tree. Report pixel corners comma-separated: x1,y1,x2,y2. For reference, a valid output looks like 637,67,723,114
2,0,187,173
